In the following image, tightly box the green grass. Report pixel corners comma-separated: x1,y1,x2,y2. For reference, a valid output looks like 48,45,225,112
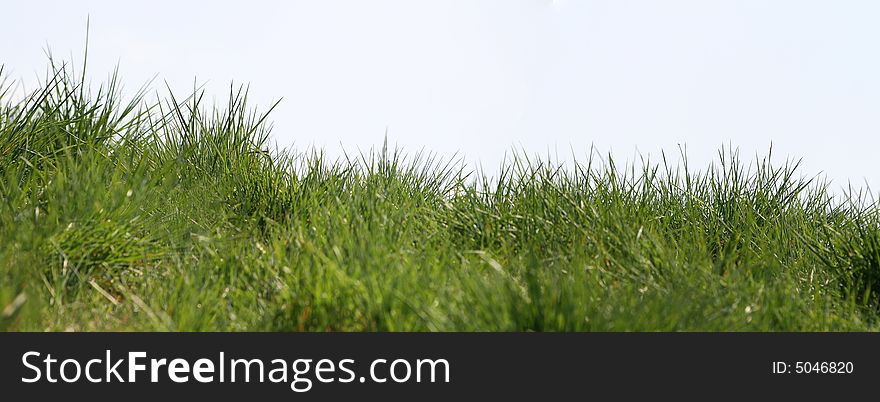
2,58,880,332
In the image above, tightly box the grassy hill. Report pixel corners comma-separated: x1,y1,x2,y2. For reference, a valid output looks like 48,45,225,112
2,60,879,331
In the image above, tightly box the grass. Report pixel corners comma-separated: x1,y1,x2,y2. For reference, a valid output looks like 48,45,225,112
2,57,880,332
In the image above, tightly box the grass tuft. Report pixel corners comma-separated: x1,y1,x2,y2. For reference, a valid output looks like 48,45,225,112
1,57,879,331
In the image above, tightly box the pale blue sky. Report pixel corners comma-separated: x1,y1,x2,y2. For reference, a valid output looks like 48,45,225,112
4,0,880,190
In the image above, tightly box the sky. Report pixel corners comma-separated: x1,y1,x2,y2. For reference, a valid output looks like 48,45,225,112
4,0,880,191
